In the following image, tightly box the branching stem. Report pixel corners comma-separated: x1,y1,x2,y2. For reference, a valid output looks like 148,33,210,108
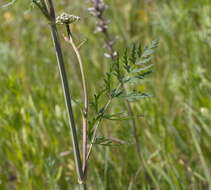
34,0,87,189
86,83,122,161
64,24,89,177
90,0,141,159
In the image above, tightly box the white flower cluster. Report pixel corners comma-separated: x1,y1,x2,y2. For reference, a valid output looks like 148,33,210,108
56,13,80,25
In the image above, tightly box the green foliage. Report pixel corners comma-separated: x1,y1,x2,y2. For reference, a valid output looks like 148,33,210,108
0,0,211,189
88,41,158,142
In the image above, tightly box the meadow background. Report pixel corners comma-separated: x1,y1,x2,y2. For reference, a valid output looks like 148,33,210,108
0,0,211,189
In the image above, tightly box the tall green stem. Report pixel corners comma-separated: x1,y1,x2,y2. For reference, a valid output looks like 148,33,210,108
45,0,87,189
65,24,89,176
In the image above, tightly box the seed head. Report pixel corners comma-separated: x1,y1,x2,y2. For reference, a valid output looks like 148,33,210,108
56,13,80,25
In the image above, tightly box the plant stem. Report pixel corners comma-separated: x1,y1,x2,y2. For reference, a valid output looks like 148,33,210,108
89,0,141,159
86,83,122,161
65,24,89,175
45,0,86,189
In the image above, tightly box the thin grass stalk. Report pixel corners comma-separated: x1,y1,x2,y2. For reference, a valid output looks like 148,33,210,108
64,24,89,175
49,24,86,189
44,0,87,189
123,87,141,158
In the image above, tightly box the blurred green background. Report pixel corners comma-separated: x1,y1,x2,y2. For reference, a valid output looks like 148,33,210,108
0,0,211,189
